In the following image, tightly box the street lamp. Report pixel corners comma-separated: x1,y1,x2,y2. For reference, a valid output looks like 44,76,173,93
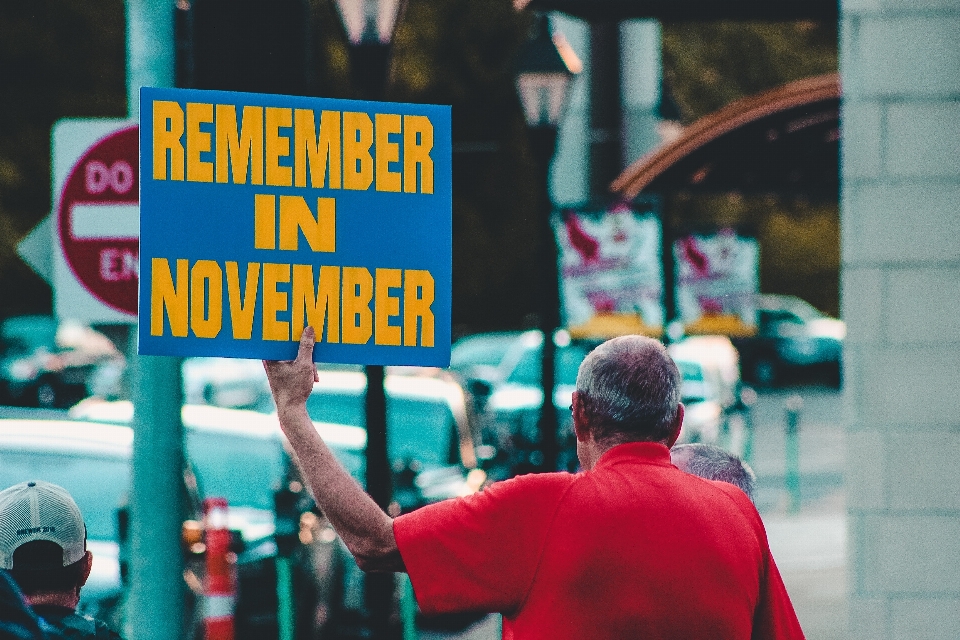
334,0,403,99
515,12,578,472
331,1,403,637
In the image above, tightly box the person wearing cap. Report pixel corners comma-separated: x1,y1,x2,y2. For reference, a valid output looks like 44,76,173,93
264,329,804,639
0,481,122,640
671,442,757,502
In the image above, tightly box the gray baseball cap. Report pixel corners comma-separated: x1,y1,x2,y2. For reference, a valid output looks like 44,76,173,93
0,480,87,570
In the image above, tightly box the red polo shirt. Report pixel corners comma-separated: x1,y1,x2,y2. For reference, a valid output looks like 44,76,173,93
393,442,804,640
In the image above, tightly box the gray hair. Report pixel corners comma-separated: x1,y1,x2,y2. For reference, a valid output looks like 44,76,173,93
575,335,681,445
671,443,756,501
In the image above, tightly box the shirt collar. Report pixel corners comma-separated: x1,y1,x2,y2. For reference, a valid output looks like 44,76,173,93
593,441,674,470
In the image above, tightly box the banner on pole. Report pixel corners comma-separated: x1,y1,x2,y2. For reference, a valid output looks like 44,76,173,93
554,201,663,339
138,87,452,365
674,228,758,337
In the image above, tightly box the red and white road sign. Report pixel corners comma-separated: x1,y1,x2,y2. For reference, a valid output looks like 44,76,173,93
55,123,139,320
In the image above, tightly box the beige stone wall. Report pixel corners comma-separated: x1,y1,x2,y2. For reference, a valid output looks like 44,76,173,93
841,0,960,637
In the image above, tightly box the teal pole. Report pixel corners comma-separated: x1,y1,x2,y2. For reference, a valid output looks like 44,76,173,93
126,0,175,118
400,574,418,640
128,347,186,640
784,395,802,514
125,3,183,639
275,557,295,640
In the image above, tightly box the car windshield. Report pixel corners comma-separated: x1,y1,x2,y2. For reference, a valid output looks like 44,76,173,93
449,335,518,370
186,430,286,511
305,392,456,468
0,450,128,541
1,317,57,356
506,343,592,387
770,296,824,322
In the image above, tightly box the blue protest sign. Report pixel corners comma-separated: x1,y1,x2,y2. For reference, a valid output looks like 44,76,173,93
138,87,451,366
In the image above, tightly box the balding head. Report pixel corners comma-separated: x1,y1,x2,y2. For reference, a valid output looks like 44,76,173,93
574,335,682,447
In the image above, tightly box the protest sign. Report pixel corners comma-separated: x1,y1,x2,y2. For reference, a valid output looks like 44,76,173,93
138,87,451,365
554,201,664,339
674,228,758,336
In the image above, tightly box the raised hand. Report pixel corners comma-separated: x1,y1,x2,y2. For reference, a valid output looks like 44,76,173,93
262,326,320,415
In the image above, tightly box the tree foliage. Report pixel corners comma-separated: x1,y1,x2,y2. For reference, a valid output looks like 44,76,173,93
0,0,126,318
0,2,840,327
662,21,837,123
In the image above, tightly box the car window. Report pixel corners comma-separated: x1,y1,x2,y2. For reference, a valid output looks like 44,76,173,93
507,343,592,387
186,430,286,511
1,318,57,357
676,361,703,382
0,450,129,541
305,392,455,468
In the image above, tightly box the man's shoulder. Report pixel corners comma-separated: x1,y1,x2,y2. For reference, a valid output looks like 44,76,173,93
480,470,580,502
35,608,122,640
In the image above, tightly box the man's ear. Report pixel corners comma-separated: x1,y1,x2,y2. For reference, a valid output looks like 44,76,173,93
571,391,591,443
665,404,685,448
78,550,93,588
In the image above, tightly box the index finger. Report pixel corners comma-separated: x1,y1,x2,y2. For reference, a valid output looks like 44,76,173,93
297,326,317,364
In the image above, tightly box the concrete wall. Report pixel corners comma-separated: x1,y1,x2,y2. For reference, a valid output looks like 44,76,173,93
841,0,960,637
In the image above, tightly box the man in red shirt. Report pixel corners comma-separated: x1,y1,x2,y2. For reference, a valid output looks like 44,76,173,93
264,329,804,639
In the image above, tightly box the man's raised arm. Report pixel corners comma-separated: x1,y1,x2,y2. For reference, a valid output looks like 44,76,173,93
262,327,403,572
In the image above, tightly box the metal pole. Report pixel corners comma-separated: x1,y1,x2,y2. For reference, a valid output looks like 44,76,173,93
527,126,561,472
275,557,295,640
125,3,184,639
347,40,397,639
588,20,624,199
363,364,394,638
784,394,802,513
128,346,186,640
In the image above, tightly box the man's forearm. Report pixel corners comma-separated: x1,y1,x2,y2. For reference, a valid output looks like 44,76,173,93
277,404,404,572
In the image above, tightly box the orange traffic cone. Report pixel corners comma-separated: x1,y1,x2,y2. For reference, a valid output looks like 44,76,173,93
203,498,235,640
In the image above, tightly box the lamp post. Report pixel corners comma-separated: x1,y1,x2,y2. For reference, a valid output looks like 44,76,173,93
515,12,578,472
332,1,403,636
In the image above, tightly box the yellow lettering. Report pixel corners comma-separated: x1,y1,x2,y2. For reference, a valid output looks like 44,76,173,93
254,194,276,250
190,260,222,338
150,258,188,337
262,263,290,341
226,262,260,340
341,267,373,344
186,103,214,183
374,268,401,346
403,269,435,347
294,109,341,189
279,196,335,253
265,107,293,187
343,112,373,191
292,265,340,343
153,101,184,181
403,115,434,194
375,114,402,193
216,105,263,185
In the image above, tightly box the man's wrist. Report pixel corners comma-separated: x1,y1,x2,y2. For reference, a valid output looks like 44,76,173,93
276,403,311,427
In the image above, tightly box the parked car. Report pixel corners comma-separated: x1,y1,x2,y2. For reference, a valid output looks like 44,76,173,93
733,294,845,387
255,366,487,634
68,399,366,639
256,366,484,510
0,315,121,408
453,330,746,473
